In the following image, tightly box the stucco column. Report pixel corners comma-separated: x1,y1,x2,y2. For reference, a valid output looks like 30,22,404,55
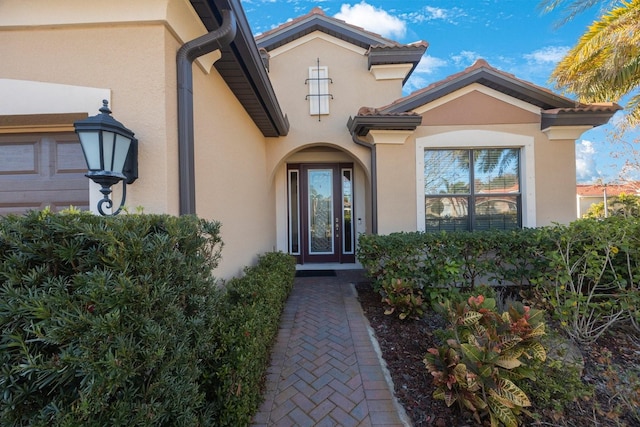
368,130,417,235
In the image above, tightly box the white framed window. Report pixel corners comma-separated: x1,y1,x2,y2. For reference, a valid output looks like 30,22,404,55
307,66,331,116
416,130,536,231
423,148,521,231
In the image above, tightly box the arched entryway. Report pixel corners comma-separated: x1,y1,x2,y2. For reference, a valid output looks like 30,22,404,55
273,144,371,265
287,162,355,264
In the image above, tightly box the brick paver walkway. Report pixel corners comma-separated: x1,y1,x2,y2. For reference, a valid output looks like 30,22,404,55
252,270,409,427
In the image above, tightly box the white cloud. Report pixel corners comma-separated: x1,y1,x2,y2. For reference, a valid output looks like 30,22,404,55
402,55,448,93
524,46,570,64
404,75,429,94
414,54,448,74
424,6,448,20
576,140,603,183
497,47,570,86
451,50,479,68
403,6,466,24
334,2,406,39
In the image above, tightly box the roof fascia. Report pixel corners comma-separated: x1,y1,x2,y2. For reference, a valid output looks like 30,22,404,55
191,0,289,136
541,110,620,130
256,14,391,51
412,83,542,115
368,45,427,84
347,114,422,137
383,68,576,114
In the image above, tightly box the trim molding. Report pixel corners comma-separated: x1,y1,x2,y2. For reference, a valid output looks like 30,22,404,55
0,113,87,134
415,129,537,229
369,64,413,81
542,125,592,141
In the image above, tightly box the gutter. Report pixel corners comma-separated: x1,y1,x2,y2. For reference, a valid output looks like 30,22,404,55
176,9,237,215
351,133,378,234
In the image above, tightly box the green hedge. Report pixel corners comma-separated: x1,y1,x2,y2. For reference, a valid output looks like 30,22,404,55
0,210,296,426
357,228,554,293
208,252,296,426
357,218,640,337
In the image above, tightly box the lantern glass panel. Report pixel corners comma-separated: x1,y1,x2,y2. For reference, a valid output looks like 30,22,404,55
113,134,132,174
78,131,101,170
101,131,115,172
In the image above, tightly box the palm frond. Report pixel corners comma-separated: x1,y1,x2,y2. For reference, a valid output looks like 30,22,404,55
539,0,622,25
551,0,640,125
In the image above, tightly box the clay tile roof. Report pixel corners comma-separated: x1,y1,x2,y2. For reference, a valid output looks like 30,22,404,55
390,59,558,107
347,108,422,136
543,103,622,114
255,7,326,41
577,183,640,197
255,8,427,84
255,7,407,50
381,58,584,114
541,101,622,129
356,106,419,117
368,41,429,51
423,58,510,91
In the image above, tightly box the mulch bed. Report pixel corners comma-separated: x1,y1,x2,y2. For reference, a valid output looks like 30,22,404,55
355,281,640,427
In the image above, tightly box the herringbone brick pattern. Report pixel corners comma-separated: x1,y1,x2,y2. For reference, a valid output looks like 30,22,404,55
252,271,408,427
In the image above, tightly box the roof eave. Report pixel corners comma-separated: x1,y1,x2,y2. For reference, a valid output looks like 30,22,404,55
191,0,289,137
541,109,621,130
256,13,392,51
368,44,428,85
347,114,422,137
382,67,577,114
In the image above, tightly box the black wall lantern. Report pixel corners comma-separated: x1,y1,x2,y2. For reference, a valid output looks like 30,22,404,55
74,100,138,215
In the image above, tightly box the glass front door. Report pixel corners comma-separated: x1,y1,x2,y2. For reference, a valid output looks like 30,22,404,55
308,168,334,255
287,163,355,264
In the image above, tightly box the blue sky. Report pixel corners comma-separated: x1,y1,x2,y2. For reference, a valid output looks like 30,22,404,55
242,0,636,184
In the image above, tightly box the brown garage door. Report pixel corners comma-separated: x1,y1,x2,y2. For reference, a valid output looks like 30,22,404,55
0,132,89,215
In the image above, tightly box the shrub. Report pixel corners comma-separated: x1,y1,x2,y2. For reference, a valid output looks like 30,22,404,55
539,217,640,343
0,210,296,426
357,229,555,318
518,332,593,423
0,210,223,426
356,232,428,292
584,193,640,218
207,252,296,426
424,295,546,427
380,278,425,320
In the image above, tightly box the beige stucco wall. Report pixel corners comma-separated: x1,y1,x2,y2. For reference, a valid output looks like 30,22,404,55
264,34,399,173
0,0,193,215
0,0,279,277
533,135,577,225
0,24,176,214
415,87,578,227
372,86,579,233
191,63,278,277
374,134,419,234
263,33,408,247
421,90,541,126
577,195,602,218
0,1,584,272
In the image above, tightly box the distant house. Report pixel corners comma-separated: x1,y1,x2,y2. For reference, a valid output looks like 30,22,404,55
0,0,620,276
576,183,640,217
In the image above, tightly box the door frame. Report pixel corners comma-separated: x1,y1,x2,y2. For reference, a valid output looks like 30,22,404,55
287,162,355,264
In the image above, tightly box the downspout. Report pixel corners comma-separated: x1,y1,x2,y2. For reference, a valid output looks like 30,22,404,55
351,133,378,234
177,10,237,215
